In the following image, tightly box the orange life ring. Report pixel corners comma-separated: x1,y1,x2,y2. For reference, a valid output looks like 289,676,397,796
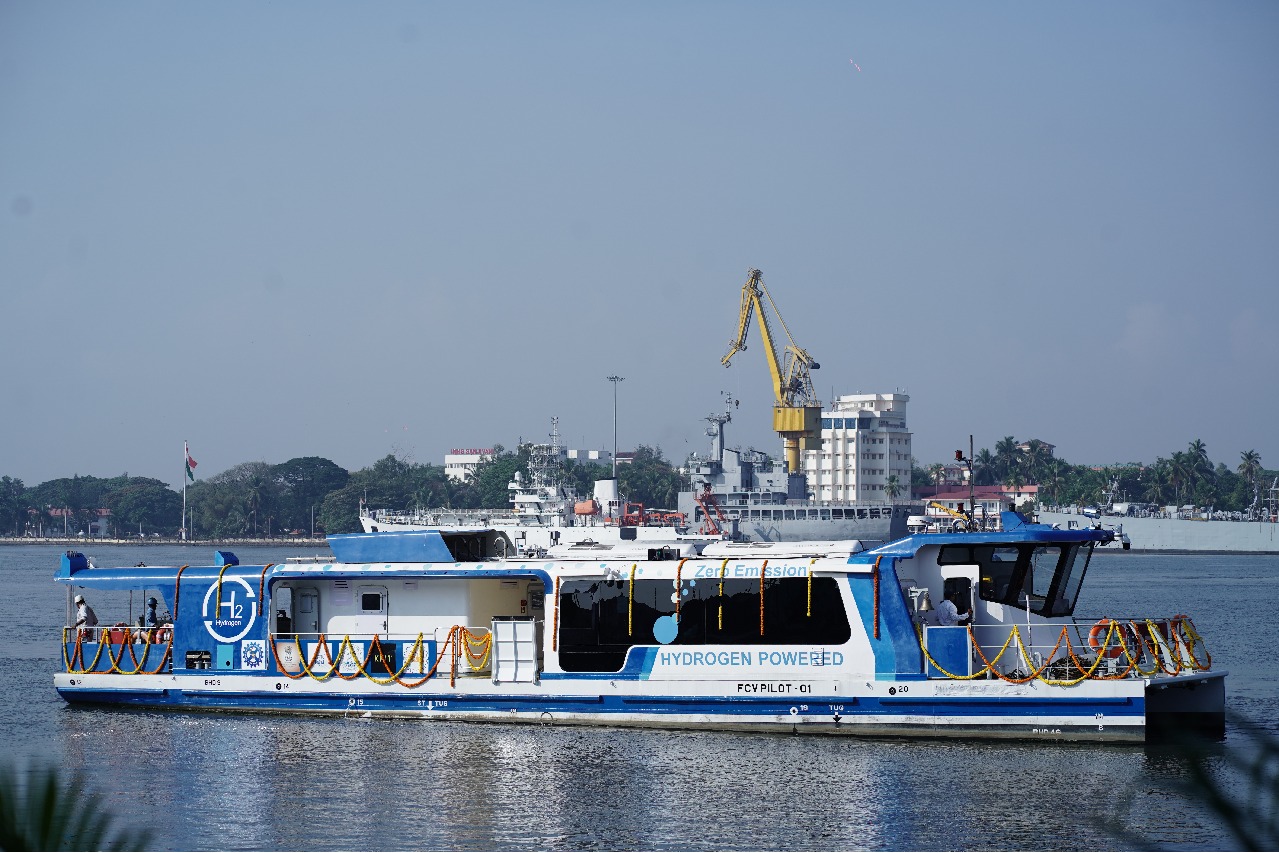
1088,618,1123,659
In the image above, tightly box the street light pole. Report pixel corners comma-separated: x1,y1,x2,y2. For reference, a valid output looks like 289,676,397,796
607,375,624,479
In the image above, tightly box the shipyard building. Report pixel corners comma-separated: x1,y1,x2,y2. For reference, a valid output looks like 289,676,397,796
803,393,913,502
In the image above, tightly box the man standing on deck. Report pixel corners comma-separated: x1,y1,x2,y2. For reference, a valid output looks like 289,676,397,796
73,594,98,639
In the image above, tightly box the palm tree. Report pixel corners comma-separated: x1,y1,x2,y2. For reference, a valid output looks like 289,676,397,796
1189,438,1209,465
1022,439,1049,485
1190,438,1212,474
1238,450,1262,493
994,436,1022,485
1170,451,1195,506
1004,469,1026,508
245,475,265,535
973,449,996,486
927,463,944,489
884,475,902,504
1042,460,1064,505
1142,458,1173,506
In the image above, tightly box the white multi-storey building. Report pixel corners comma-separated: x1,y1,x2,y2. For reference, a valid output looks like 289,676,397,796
803,393,913,502
444,446,614,482
444,448,497,482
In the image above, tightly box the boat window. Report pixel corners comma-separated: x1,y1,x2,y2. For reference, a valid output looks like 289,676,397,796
1046,544,1088,617
832,509,844,519
557,577,852,673
937,545,974,565
1022,547,1060,611
360,593,382,612
976,546,1026,604
970,544,1091,618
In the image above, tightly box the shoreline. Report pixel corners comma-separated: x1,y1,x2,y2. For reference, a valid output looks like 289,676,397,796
0,536,330,548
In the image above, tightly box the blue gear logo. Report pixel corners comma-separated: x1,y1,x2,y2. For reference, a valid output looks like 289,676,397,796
241,640,266,670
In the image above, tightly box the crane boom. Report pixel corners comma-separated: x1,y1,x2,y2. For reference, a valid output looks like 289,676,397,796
721,268,821,474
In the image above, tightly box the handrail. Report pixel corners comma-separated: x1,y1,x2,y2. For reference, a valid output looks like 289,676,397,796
62,624,173,675
917,614,1212,685
268,625,495,688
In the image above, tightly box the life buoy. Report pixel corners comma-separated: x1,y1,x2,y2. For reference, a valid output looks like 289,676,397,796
1088,618,1123,659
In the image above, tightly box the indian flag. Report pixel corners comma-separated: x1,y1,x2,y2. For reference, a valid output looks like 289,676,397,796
185,442,198,482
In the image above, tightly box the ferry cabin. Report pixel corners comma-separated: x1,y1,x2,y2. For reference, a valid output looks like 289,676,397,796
54,516,1224,742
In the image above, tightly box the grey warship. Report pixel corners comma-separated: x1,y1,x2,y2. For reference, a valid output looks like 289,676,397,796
678,407,919,544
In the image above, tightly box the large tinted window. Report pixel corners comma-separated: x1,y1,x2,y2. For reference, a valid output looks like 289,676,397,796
1024,546,1061,610
558,577,852,673
970,546,1022,603
957,543,1093,618
1046,545,1086,617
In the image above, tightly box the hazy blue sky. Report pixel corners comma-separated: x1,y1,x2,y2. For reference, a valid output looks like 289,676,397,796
3,2,1277,489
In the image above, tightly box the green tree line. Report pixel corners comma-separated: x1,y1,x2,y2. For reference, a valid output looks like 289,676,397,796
0,445,688,538
912,438,1275,513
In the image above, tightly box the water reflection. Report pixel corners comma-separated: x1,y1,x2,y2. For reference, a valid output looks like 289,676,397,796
7,546,1274,849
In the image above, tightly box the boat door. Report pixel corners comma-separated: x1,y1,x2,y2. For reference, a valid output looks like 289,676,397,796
296,588,320,635
354,585,389,635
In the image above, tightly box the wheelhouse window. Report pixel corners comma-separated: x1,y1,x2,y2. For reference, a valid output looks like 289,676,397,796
557,577,852,673
943,543,1091,618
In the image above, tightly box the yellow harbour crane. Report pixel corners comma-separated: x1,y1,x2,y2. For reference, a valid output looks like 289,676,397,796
721,268,821,475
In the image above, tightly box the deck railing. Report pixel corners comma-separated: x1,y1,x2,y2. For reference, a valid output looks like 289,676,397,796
61,626,173,675
269,626,493,686
920,615,1212,684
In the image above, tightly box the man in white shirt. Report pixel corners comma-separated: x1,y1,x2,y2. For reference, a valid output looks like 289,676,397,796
74,593,98,640
935,593,972,627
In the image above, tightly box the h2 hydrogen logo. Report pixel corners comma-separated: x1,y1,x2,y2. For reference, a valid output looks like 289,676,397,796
202,577,257,643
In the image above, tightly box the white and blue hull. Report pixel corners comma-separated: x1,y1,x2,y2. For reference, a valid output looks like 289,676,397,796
54,520,1226,743
58,666,1203,742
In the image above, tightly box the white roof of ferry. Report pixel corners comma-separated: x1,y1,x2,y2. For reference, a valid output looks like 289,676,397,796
545,541,702,560
698,540,866,559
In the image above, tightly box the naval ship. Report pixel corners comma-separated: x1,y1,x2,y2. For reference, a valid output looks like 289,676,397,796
677,407,921,544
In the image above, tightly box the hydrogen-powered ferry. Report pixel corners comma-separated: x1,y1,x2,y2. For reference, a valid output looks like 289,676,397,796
54,511,1224,742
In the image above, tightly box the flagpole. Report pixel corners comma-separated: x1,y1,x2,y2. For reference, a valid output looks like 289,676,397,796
182,441,187,541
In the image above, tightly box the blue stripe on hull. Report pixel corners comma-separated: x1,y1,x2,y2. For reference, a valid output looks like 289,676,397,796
56,685,1143,724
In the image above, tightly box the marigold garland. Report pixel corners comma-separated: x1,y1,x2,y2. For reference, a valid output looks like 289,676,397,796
553,576,561,650
270,629,453,688
806,558,817,618
628,564,636,636
172,565,190,616
914,613,1213,687
215,562,234,613
758,560,768,636
872,556,882,640
1176,615,1212,669
257,564,273,616
675,558,687,619
717,559,728,630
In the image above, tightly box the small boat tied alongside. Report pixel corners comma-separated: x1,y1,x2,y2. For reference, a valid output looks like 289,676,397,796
53,511,1225,742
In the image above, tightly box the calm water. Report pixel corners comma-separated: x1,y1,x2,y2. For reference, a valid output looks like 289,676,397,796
3,543,1274,850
